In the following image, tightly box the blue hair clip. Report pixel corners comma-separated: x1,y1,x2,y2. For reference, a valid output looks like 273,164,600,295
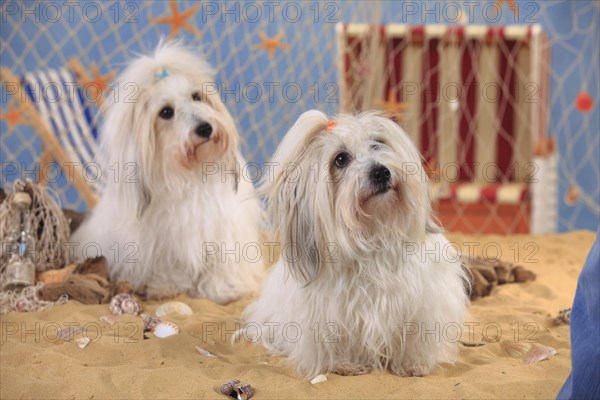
156,68,169,80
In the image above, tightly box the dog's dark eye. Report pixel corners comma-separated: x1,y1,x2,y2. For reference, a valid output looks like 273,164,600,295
334,152,351,169
192,92,203,102
159,106,174,120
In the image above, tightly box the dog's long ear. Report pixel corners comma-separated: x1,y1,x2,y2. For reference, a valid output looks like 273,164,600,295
99,97,153,222
211,94,240,157
259,110,330,285
372,114,440,238
211,95,242,191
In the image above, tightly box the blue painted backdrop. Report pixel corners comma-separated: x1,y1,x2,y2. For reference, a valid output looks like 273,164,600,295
1,0,598,232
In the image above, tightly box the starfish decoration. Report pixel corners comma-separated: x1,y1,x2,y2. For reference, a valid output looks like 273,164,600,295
495,0,519,17
375,89,407,122
0,101,30,130
150,0,202,39
253,32,290,59
86,64,116,92
69,59,116,99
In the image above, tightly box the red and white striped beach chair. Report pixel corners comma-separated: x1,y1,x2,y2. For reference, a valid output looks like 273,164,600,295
337,24,557,234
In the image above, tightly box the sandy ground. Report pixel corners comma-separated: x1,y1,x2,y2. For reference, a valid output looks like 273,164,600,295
0,231,596,399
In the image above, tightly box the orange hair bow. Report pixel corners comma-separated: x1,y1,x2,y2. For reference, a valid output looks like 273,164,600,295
326,121,336,132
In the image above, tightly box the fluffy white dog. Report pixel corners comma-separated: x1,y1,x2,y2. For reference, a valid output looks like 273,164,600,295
243,111,469,378
72,43,262,302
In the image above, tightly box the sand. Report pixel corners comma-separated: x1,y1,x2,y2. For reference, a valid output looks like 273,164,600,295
0,231,596,399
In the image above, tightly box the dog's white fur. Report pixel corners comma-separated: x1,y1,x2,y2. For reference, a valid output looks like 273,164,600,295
72,42,262,302
243,111,469,378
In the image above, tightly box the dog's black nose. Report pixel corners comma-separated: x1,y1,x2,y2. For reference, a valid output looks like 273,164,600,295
195,122,213,138
370,165,391,184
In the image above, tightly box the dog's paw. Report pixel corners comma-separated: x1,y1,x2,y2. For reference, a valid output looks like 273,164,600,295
390,362,430,377
332,363,373,376
190,288,239,304
144,285,180,300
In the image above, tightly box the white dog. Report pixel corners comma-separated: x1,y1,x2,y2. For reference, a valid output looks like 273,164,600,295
243,111,469,378
72,42,262,302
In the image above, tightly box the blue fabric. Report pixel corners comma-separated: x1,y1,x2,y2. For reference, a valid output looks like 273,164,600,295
557,229,600,400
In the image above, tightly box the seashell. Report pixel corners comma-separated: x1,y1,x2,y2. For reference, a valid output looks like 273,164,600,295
501,340,531,358
151,321,179,338
523,346,558,364
76,336,91,349
141,313,162,330
109,293,142,316
37,263,77,284
99,315,118,326
155,301,193,318
218,380,254,400
554,308,571,326
233,383,254,400
219,379,241,395
310,374,327,384
56,326,84,342
195,346,217,357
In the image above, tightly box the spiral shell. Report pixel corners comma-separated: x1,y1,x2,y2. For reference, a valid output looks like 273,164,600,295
109,293,142,316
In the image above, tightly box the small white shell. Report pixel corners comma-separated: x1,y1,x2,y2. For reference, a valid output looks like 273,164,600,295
523,346,558,364
155,301,193,318
501,340,531,358
195,346,217,357
151,321,179,338
99,315,118,326
310,374,327,384
109,293,142,316
56,326,84,342
76,337,91,349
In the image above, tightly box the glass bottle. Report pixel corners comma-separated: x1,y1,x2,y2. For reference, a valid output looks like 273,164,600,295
2,191,36,291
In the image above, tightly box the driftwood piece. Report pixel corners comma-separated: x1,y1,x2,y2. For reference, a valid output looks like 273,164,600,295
38,256,110,304
463,256,536,300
